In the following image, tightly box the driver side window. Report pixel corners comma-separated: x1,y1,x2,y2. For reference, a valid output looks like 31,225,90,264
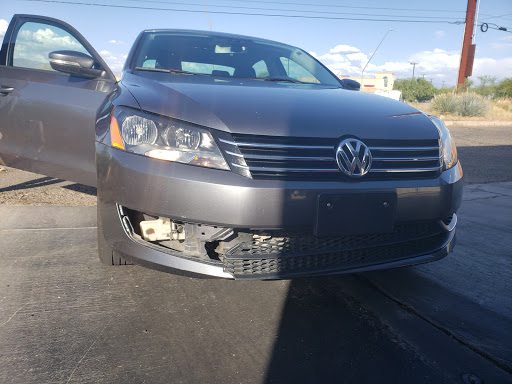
11,21,89,71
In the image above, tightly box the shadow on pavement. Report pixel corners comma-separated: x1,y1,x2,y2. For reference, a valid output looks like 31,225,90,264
263,276,443,383
62,183,97,196
0,176,63,193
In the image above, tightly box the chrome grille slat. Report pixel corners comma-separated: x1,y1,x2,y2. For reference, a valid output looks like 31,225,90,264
219,138,332,150
372,155,442,161
370,166,443,173
219,135,442,180
370,146,440,151
235,165,340,173
225,150,334,161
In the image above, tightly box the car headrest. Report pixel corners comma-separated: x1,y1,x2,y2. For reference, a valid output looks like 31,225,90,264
233,67,256,79
211,70,231,77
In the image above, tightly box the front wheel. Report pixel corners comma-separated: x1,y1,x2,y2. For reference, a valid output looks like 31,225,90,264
97,203,131,265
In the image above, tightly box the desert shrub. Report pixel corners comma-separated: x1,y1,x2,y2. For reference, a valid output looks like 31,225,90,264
431,94,458,114
494,99,512,112
457,92,490,117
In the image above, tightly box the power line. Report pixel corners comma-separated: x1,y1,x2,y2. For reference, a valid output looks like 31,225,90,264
23,0,466,24
482,12,512,21
212,0,467,14
221,1,510,22
479,22,512,33
121,0,465,20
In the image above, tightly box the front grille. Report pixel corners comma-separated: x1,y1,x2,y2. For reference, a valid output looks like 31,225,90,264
218,134,442,180
222,221,449,278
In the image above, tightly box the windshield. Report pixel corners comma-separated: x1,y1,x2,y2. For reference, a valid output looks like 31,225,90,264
132,32,341,87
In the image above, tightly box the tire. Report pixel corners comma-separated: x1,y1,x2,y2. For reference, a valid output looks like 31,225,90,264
97,203,132,265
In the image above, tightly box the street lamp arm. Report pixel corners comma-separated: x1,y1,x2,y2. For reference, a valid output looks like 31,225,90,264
361,28,393,80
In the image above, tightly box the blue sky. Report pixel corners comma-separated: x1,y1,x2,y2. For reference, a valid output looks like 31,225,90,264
1,0,511,86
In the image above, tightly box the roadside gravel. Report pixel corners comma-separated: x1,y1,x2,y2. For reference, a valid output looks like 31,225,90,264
0,125,510,206
0,167,96,206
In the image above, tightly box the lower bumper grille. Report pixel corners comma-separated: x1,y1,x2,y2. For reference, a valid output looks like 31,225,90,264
222,220,452,278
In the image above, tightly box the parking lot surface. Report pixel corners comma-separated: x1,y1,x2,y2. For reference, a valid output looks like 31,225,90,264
0,125,511,383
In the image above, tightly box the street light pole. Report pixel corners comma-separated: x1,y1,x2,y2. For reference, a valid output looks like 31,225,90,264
409,62,419,79
360,28,393,87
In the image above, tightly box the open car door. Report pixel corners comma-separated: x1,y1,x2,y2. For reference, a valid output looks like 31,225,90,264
0,14,117,187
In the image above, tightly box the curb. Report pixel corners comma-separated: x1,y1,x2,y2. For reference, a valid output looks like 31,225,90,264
444,121,512,127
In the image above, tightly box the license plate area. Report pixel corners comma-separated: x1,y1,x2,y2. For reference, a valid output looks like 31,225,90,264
314,192,397,237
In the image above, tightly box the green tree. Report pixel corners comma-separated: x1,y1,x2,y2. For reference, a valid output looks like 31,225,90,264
495,78,512,98
393,78,435,102
474,75,496,98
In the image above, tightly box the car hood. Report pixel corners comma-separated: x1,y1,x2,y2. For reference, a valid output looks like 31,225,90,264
122,73,439,140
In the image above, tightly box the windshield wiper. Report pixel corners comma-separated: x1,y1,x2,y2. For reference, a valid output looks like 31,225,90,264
135,67,204,76
261,77,303,83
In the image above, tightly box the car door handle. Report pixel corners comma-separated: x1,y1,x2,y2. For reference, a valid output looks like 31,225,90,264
0,86,14,95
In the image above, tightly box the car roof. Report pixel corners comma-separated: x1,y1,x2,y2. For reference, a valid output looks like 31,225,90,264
140,29,295,48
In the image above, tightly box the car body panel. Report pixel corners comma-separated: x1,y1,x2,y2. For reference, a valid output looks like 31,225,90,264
0,14,116,186
122,72,439,140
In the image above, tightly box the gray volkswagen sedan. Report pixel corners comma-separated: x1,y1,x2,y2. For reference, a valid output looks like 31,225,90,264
0,15,462,279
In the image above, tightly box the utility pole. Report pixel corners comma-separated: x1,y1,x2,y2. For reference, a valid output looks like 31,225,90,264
456,0,478,92
421,73,426,79
442,80,446,88
410,62,418,79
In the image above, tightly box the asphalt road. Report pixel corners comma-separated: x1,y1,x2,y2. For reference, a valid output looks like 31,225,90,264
0,125,511,383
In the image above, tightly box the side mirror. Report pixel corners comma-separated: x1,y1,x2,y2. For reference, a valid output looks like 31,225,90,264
340,78,361,91
49,50,105,79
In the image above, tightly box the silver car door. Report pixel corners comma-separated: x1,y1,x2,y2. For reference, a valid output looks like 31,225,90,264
0,14,118,187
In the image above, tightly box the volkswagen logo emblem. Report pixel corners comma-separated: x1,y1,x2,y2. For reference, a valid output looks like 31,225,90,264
336,138,372,177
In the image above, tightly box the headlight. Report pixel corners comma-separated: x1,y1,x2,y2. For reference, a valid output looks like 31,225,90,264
109,107,229,170
429,116,458,170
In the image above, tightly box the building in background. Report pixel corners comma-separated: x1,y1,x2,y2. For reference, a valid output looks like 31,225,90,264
338,72,401,101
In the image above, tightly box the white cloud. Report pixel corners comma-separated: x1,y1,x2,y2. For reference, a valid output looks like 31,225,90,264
409,49,460,73
0,19,7,40
315,43,512,86
99,51,128,76
346,52,368,63
329,44,359,54
19,28,84,50
318,53,347,63
108,39,126,45
473,57,512,79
